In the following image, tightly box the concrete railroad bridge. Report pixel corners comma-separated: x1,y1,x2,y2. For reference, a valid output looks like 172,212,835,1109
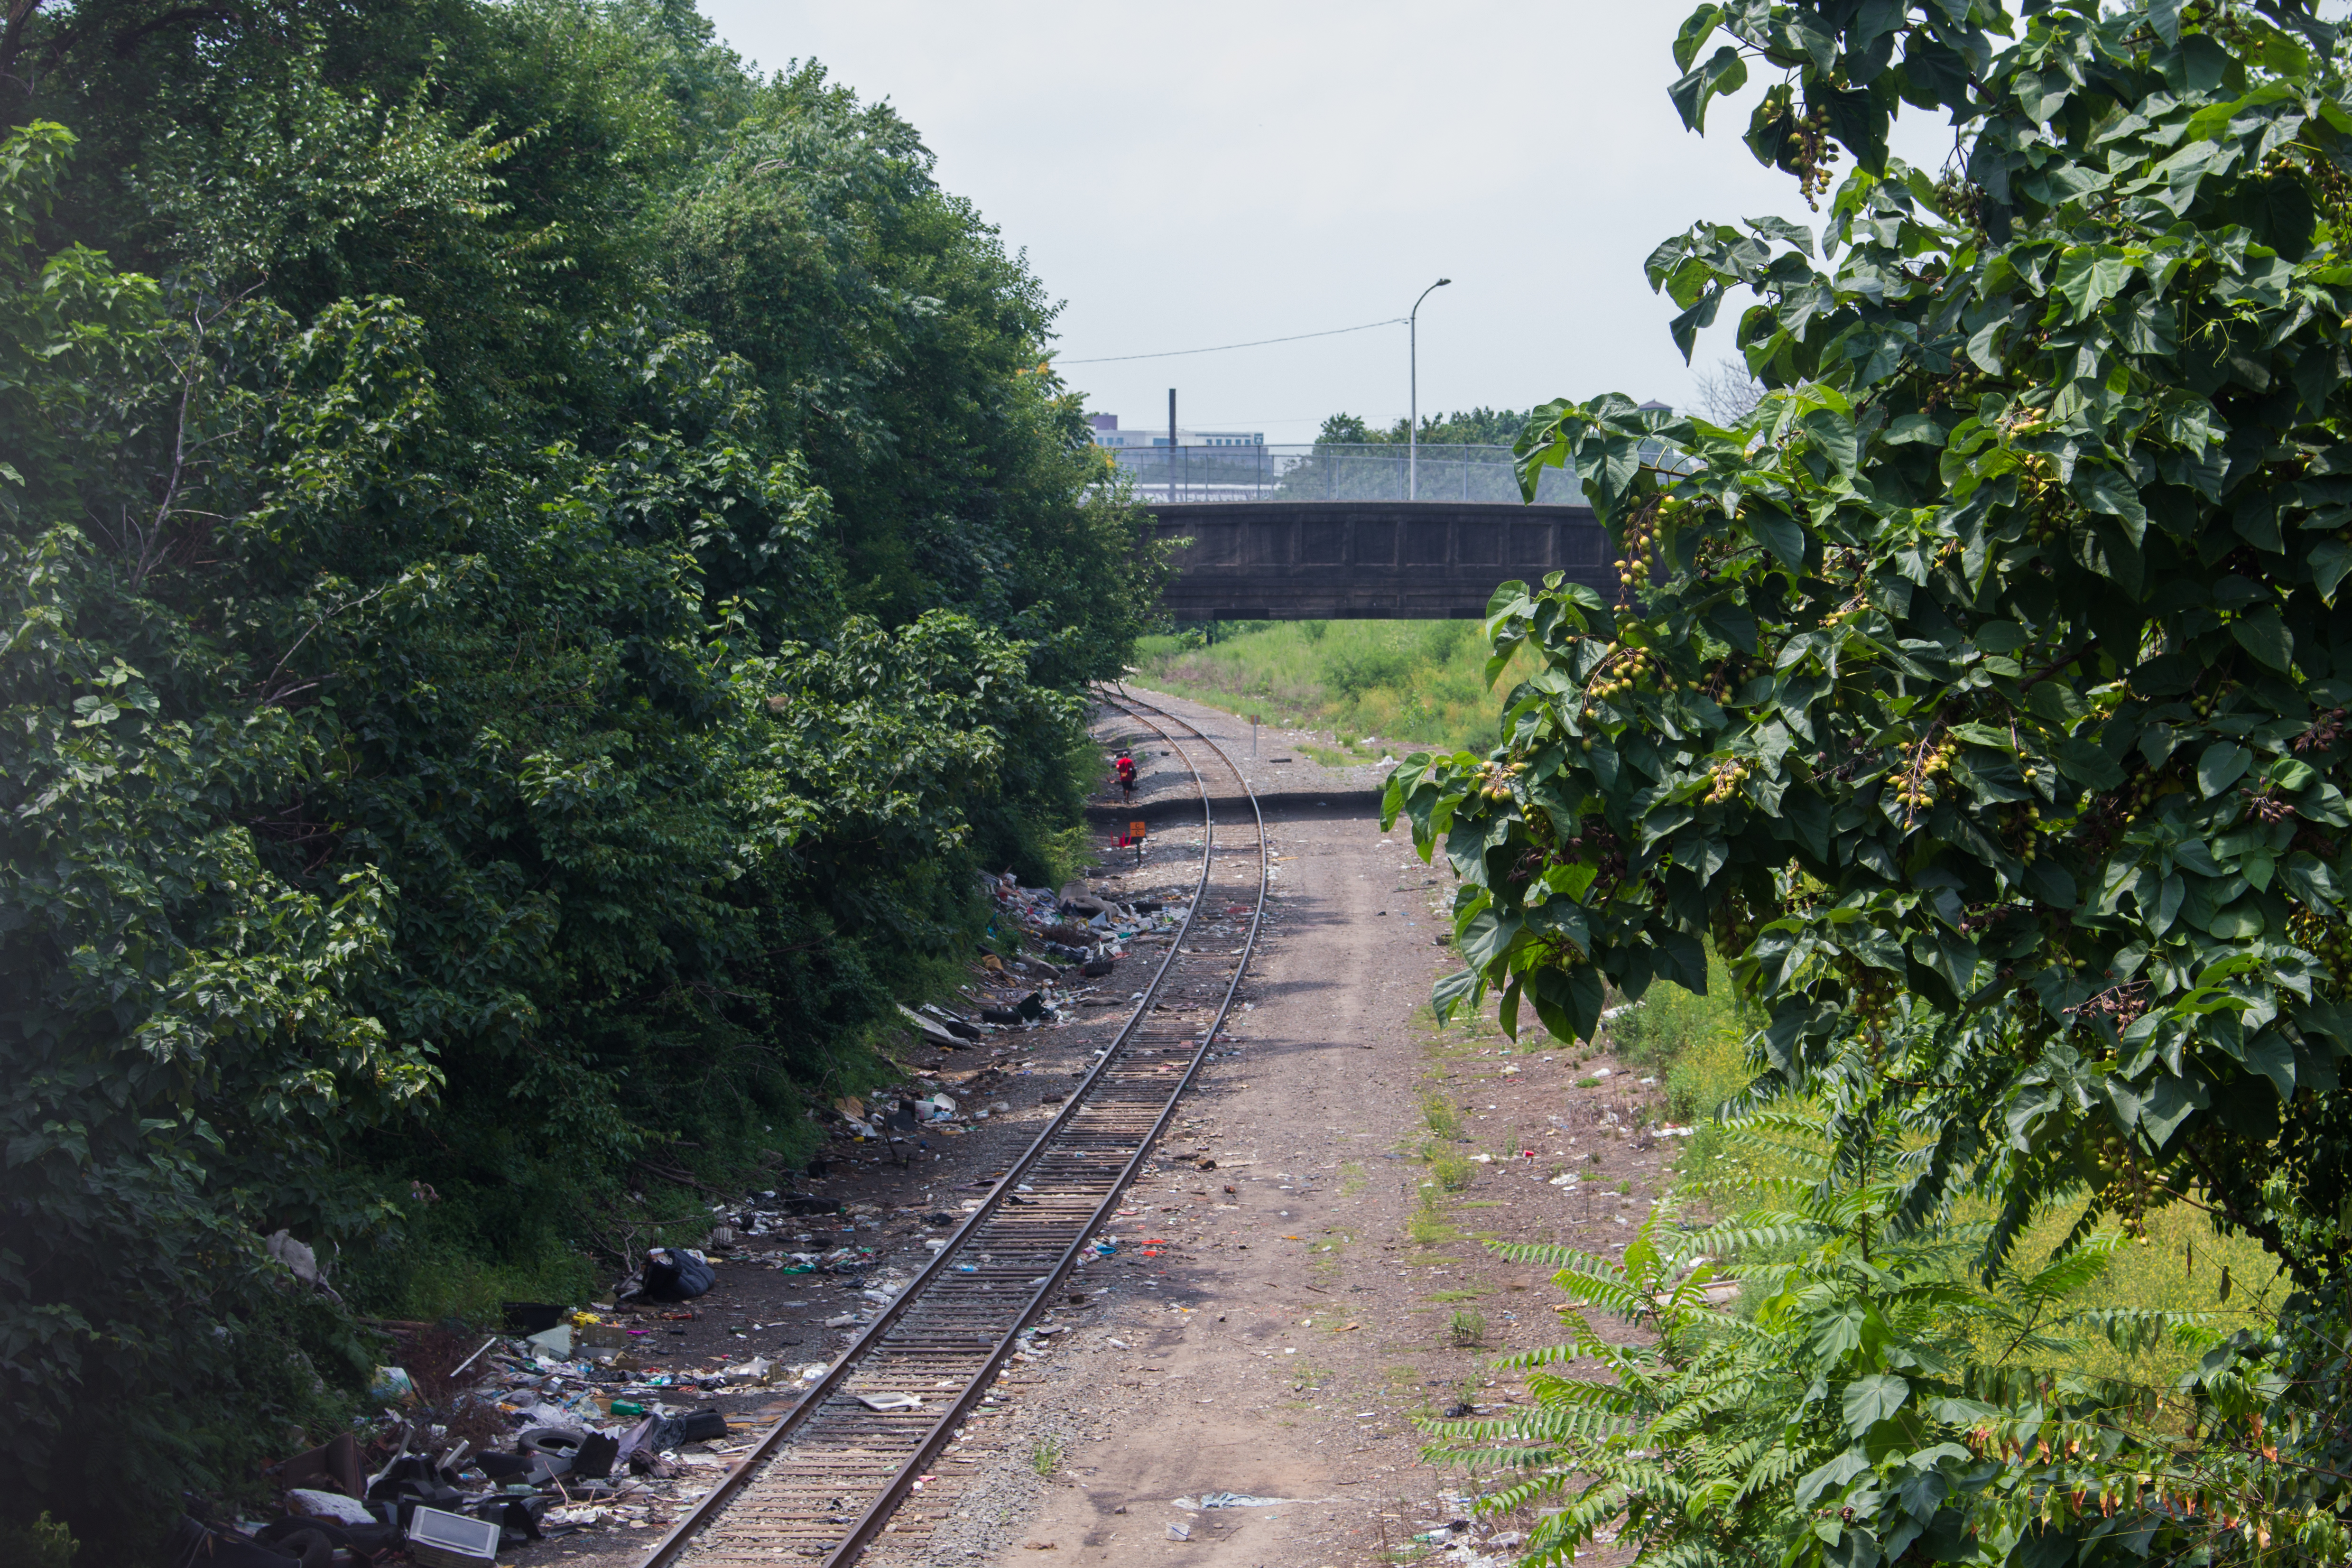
1148,501,1609,622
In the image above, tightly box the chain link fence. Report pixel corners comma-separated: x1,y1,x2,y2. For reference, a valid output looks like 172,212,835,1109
1099,442,1588,505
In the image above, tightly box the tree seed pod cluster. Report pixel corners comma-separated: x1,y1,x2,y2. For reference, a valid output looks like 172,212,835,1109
2009,801,2043,862
1704,757,1750,804
1474,759,1524,802
1846,967,1894,1030
1893,737,1958,811
2122,763,2177,819
1788,100,1841,210
1613,510,1660,598
2292,908,2352,990
1583,646,1664,711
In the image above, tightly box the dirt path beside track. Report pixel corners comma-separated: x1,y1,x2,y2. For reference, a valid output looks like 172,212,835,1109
902,691,1669,1568
531,690,1668,1568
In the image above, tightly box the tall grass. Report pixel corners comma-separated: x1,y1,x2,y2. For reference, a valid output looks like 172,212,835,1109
1130,620,1539,753
1614,962,2283,1391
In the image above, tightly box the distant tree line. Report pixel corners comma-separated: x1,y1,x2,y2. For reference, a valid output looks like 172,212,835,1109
1315,407,1535,446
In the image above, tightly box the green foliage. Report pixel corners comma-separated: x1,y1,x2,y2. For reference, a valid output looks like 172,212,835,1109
1135,618,1539,751
0,0,1155,1549
1607,947,1747,1078
1386,1,2352,1560
1317,408,1535,446
1385,0,2352,1355
0,1513,77,1568
661,64,1168,671
1426,1111,2216,1568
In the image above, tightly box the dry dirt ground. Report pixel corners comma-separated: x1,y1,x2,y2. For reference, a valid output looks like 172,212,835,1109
530,689,1674,1568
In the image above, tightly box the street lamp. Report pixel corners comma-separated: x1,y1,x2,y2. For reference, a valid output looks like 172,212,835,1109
1409,277,1451,501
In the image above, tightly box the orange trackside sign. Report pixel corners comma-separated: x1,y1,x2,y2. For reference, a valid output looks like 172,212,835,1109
1130,820,1148,840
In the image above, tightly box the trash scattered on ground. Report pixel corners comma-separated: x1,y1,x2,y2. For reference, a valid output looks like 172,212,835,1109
286,1488,374,1524
266,1229,343,1303
227,1299,817,1559
855,1392,925,1411
501,1301,566,1334
204,864,1241,1559
407,1505,501,1568
640,1246,715,1301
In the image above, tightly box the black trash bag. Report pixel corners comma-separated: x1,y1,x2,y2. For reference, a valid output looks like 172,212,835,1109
619,1404,732,1465
642,1246,714,1301
501,1301,566,1333
573,1431,620,1480
982,989,1049,1023
614,1415,663,1466
169,1515,301,1568
256,1517,399,1563
779,1193,841,1215
386,1492,468,1532
250,1523,334,1561
364,1454,448,1501
364,1457,465,1529
465,1494,551,1546
475,1450,531,1480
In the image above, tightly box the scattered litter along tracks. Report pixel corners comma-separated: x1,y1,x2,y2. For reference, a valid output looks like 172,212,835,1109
635,691,1265,1567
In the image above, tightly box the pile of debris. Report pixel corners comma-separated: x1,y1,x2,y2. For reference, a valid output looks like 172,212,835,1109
170,1284,844,1566
994,874,1183,972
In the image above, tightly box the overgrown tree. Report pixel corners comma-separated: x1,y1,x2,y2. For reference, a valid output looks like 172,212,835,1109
1388,0,2352,1558
0,1,1157,1551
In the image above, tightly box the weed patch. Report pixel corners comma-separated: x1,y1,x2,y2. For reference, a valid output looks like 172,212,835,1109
1133,620,1541,752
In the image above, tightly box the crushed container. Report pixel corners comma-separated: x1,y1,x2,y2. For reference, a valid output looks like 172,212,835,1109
406,1505,500,1568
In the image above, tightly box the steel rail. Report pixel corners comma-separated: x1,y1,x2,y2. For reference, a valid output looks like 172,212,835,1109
634,691,1264,1567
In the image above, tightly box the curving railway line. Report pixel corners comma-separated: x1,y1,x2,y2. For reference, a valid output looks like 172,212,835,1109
635,690,1266,1567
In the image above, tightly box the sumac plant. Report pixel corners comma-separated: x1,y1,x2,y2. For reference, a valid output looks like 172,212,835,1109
1386,1,2352,1559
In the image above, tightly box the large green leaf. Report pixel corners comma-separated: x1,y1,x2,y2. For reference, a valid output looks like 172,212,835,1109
2232,606,2295,671
1669,45,1749,134
2199,742,2252,798
1841,1373,1911,1435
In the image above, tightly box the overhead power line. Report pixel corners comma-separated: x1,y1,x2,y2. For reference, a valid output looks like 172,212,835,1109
1059,317,1407,365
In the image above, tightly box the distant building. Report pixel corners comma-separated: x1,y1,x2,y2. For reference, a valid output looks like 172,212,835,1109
1088,414,1264,448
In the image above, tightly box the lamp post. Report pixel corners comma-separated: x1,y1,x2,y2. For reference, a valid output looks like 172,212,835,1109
1409,277,1451,501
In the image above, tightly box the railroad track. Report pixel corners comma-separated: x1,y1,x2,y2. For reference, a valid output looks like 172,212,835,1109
636,690,1265,1567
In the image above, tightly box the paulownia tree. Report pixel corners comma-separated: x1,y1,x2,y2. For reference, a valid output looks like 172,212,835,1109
1388,0,2352,1558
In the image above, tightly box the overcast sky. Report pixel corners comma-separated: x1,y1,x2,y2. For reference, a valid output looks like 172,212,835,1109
701,2,1951,442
